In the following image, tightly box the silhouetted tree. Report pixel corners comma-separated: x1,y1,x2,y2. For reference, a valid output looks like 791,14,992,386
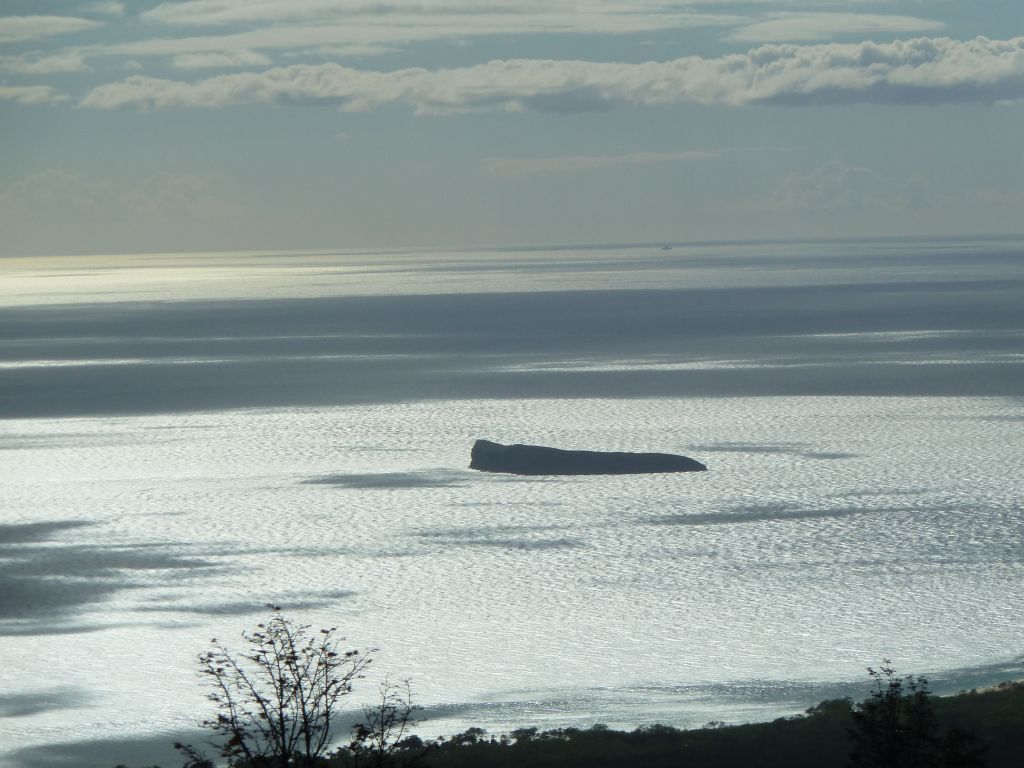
349,676,422,767
850,661,986,768
181,605,374,768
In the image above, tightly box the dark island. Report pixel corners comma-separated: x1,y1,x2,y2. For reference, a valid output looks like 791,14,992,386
469,439,707,476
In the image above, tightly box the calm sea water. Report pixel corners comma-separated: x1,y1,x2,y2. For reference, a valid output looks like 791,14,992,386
1,239,1022,767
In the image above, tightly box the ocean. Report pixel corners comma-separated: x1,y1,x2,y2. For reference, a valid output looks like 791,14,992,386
1,238,1022,767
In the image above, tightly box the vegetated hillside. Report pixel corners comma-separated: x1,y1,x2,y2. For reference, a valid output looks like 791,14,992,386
337,682,1024,768
155,608,1021,768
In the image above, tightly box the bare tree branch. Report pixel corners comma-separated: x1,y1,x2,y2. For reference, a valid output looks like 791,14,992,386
180,605,374,767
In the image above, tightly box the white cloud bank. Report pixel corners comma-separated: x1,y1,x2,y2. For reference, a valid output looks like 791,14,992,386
1,5,945,76
80,11,742,61
80,35,1024,113
0,15,100,44
0,51,90,74
0,85,67,104
139,0,884,27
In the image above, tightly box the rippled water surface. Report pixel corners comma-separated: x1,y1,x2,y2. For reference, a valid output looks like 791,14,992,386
1,240,1022,767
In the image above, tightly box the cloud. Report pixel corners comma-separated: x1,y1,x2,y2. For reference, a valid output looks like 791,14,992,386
487,149,723,176
728,13,945,42
0,3,937,79
3,3,896,77
0,51,90,74
171,49,271,69
0,15,101,43
80,35,1024,113
142,0,493,25
138,0,860,27
90,10,742,62
0,9,737,78
0,84,67,104
767,160,929,212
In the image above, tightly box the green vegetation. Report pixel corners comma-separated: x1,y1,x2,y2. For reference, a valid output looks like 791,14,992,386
126,610,1024,768
849,662,987,767
173,606,419,768
339,683,1018,768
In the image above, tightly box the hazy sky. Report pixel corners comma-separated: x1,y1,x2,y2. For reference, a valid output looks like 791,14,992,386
2,0,1022,255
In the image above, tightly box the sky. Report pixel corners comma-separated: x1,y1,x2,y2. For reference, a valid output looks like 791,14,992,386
1,0,1022,256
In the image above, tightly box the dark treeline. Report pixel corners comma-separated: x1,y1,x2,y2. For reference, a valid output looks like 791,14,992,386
328,683,1022,768
159,681,1024,768
122,610,1023,768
